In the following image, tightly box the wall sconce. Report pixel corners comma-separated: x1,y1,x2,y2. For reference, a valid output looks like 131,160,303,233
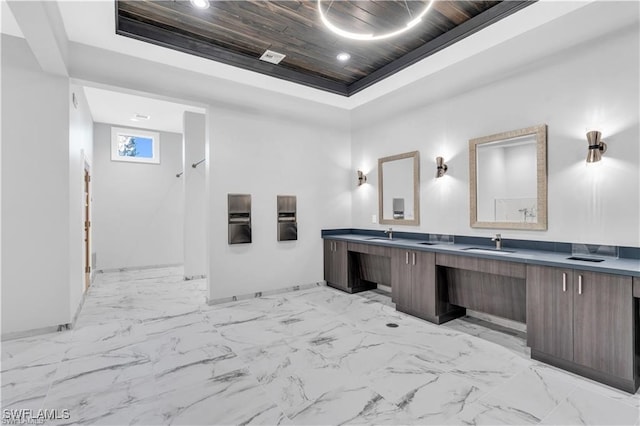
586,130,607,163
435,156,448,178
357,170,367,186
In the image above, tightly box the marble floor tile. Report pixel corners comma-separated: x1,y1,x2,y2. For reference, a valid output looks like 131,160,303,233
1,332,71,412
50,345,155,397
152,345,246,395
286,385,392,425
364,351,445,405
3,266,638,426
476,363,579,422
241,341,335,385
1,331,71,372
0,362,54,411
259,366,368,418
400,372,489,424
444,398,541,425
43,376,160,425
539,387,640,425
154,368,288,425
447,337,532,388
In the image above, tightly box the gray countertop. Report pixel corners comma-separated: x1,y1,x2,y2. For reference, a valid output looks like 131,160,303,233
323,233,640,277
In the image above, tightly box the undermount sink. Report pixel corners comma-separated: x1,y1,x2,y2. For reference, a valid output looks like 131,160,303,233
366,237,395,241
567,256,605,263
462,247,516,255
418,242,437,245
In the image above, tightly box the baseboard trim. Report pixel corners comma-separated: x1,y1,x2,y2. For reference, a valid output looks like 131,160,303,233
95,263,183,273
69,286,90,329
207,282,325,305
184,274,206,281
1,325,62,341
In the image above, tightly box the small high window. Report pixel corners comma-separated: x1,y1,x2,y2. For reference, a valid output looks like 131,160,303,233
111,127,160,164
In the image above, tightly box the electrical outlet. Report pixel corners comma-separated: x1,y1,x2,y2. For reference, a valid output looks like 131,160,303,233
371,214,377,223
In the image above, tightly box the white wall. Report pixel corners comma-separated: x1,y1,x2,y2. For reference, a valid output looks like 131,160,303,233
208,102,351,301
351,21,640,247
183,112,207,279
92,123,184,270
1,35,71,334
68,83,94,320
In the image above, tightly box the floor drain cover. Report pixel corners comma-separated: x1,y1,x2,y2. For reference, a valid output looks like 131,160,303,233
386,323,399,328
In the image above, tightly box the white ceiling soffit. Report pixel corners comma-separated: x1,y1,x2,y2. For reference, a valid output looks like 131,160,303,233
56,0,599,109
26,0,601,110
1,1,24,38
83,86,205,134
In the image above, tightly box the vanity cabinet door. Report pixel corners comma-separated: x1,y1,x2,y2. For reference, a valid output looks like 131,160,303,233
526,265,574,361
324,240,348,290
391,249,413,309
412,251,437,319
391,249,436,320
572,271,633,379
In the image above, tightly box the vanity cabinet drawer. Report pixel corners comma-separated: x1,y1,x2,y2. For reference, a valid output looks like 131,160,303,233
436,253,525,278
348,242,370,254
634,277,640,298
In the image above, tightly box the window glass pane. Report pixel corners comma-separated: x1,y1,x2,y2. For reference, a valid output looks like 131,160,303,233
117,135,154,158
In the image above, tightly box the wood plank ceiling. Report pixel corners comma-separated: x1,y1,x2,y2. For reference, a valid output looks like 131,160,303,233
116,0,533,96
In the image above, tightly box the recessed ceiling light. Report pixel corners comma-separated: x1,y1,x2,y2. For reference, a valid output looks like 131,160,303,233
190,0,210,9
337,52,351,62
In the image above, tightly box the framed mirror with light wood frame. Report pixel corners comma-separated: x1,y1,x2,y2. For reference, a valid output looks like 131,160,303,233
469,124,547,230
378,151,420,226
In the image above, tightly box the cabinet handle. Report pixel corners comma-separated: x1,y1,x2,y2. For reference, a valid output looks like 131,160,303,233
578,275,583,295
562,272,567,292
412,252,416,265
405,252,409,265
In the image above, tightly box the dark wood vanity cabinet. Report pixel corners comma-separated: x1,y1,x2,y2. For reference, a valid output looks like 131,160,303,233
527,265,636,392
391,249,437,322
324,240,348,291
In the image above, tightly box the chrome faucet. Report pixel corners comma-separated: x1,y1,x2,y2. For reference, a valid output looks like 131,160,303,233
491,233,502,250
384,227,393,240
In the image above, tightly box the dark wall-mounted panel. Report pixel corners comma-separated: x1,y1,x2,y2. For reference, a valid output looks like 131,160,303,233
277,195,297,242
228,194,251,244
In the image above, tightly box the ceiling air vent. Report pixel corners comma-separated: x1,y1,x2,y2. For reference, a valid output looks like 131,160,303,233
259,50,286,64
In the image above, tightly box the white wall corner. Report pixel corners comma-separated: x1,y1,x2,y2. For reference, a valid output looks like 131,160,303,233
7,0,69,76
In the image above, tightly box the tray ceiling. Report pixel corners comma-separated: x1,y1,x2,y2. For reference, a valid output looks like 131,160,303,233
116,0,533,96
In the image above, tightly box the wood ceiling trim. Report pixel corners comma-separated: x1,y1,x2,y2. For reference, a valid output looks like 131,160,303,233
115,1,535,97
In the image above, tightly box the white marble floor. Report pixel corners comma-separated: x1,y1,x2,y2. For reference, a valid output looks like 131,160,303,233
2,267,639,425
